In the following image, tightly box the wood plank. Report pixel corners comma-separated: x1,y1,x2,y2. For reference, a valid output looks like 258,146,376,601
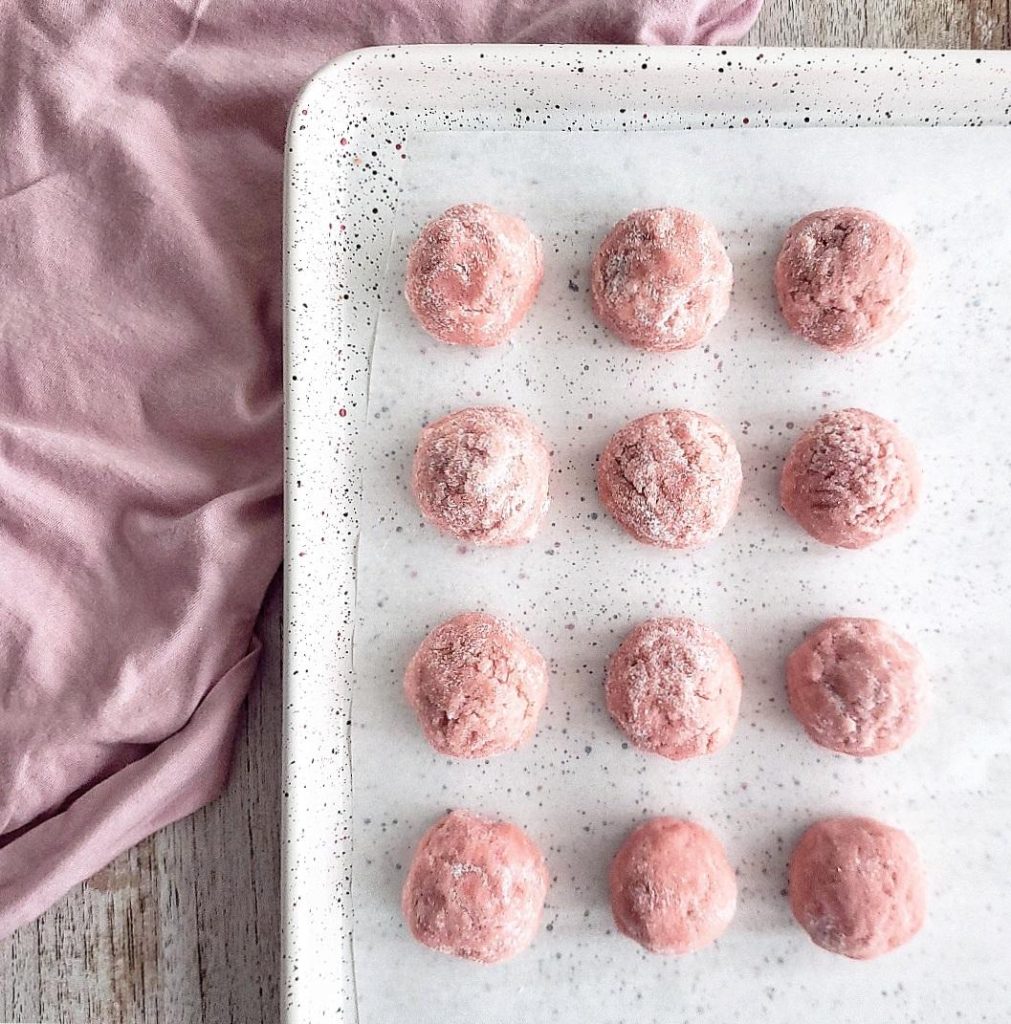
744,0,1010,47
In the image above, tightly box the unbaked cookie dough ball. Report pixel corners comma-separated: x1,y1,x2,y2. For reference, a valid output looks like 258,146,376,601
775,207,914,351
404,612,548,758
405,203,543,347
597,409,742,550
401,809,549,963
789,816,926,959
780,408,921,549
412,406,550,546
610,818,737,954
787,617,926,757
605,617,742,761
591,208,733,352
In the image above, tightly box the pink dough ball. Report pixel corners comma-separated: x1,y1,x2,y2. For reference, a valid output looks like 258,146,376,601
605,617,742,761
597,409,742,550
404,612,548,758
789,816,926,959
405,203,543,347
591,207,733,352
412,406,551,546
610,818,737,954
787,617,926,757
780,408,921,549
401,809,549,963
775,207,914,351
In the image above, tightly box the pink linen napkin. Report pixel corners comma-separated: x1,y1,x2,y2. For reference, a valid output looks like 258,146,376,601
0,0,762,937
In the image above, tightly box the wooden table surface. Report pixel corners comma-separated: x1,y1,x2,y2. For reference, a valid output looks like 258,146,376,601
2,3,1007,1022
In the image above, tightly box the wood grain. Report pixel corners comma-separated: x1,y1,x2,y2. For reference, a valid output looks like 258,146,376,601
743,0,1010,47
2,4,1007,1022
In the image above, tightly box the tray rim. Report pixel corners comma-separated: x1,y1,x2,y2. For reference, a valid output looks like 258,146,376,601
282,42,1011,1024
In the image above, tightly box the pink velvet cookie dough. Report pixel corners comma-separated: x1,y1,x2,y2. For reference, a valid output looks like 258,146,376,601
610,818,737,954
789,816,926,959
775,207,914,351
780,408,921,549
412,405,550,546
591,207,733,352
401,809,549,964
787,617,926,757
404,612,548,758
597,409,742,550
605,617,742,761
405,203,543,347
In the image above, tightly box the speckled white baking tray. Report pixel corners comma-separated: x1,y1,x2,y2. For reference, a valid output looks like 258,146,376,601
283,45,1011,1024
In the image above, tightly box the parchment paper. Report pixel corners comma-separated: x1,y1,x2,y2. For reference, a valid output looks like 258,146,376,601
352,127,1011,1024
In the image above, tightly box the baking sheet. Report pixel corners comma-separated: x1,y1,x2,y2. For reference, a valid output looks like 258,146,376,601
352,126,1011,1023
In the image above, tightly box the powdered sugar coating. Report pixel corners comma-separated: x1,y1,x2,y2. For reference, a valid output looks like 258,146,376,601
780,408,921,549
412,406,551,546
775,207,915,351
787,617,926,757
401,809,549,964
610,818,737,955
591,207,732,352
789,816,926,960
605,617,742,761
405,203,543,347
404,612,548,758
597,409,742,550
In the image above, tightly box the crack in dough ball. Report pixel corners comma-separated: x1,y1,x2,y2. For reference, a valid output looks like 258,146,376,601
405,203,543,347
591,208,733,352
775,207,914,351
780,408,921,549
787,617,926,756
610,818,737,954
401,809,549,963
597,409,742,550
789,816,926,959
412,406,551,546
605,617,742,761
404,612,548,758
